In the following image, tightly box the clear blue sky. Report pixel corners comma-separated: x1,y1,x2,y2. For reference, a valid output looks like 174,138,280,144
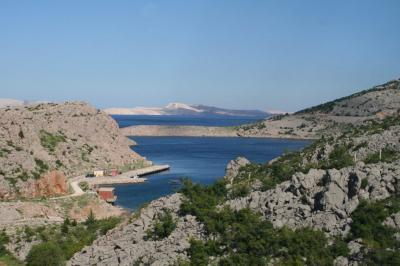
1,1,399,112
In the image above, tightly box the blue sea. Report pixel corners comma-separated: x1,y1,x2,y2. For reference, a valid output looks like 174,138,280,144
113,116,310,211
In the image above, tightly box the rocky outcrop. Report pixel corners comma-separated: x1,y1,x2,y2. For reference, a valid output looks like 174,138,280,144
0,101,145,199
69,194,204,266
226,161,400,236
224,157,250,185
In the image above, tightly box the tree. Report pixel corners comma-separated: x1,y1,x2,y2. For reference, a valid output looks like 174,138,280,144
26,242,64,266
85,209,96,226
146,210,176,240
61,218,69,235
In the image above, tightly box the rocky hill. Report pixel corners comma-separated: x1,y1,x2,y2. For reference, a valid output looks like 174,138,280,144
238,79,400,139
0,101,145,199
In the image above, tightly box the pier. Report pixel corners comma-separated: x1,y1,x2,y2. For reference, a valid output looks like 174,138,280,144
84,164,170,186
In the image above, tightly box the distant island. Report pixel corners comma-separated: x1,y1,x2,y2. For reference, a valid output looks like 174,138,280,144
104,102,276,117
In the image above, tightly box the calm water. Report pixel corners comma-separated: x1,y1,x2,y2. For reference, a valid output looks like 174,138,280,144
113,115,265,128
114,136,309,211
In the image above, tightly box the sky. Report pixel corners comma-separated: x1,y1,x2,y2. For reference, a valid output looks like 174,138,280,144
0,1,399,112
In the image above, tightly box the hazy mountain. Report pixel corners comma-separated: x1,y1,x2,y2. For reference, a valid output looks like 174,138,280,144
0,98,49,109
104,102,270,117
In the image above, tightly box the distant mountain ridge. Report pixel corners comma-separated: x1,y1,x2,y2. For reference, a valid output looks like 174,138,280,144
104,102,271,117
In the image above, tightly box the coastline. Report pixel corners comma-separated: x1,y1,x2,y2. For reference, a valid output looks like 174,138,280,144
121,125,317,140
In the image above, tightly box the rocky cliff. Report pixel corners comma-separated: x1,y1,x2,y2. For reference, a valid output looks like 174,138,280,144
0,102,144,199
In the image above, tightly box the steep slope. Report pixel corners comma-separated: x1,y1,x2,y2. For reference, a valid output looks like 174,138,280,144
0,102,145,199
238,79,400,139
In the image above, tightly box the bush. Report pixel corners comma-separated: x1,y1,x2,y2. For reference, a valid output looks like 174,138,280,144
180,178,227,234
364,147,399,164
0,230,9,256
361,179,368,189
26,242,64,266
78,181,89,192
348,197,400,264
320,144,354,170
186,207,344,265
39,130,66,152
24,216,121,264
85,209,96,226
146,210,176,240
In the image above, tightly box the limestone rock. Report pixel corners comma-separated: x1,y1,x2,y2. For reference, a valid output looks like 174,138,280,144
69,193,204,266
224,157,250,184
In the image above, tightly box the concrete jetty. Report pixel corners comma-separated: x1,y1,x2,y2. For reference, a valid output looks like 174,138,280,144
84,165,170,186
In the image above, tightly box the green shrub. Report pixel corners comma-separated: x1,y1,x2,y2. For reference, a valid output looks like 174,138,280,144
0,148,11,158
39,130,66,152
361,179,368,189
348,197,400,264
364,147,399,164
0,230,9,256
26,242,64,266
18,129,24,139
146,210,176,240
186,207,344,266
320,144,354,170
34,158,49,174
180,178,227,234
24,216,121,264
85,209,96,226
78,181,89,192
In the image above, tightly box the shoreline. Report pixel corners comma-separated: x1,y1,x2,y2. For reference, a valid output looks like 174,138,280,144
121,125,316,140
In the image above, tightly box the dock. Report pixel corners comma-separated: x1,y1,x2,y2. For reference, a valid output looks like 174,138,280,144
84,165,170,186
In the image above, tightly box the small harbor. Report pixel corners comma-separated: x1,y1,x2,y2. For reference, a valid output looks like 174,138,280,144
85,165,171,186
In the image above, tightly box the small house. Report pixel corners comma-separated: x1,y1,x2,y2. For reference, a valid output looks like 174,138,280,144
97,187,117,204
107,169,119,177
93,170,105,177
